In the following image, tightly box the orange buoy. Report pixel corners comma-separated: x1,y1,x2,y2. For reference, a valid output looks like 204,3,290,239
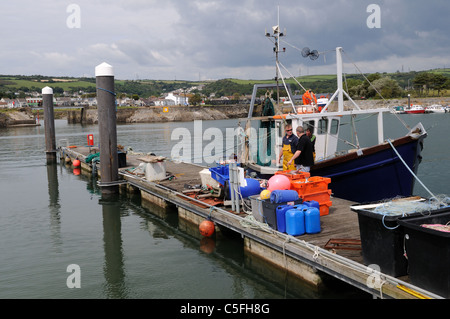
73,159,81,167
73,168,81,176
199,219,215,237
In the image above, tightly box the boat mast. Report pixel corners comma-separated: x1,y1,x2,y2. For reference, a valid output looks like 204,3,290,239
276,7,280,108
266,6,285,109
322,47,361,113
336,47,345,113
322,47,385,144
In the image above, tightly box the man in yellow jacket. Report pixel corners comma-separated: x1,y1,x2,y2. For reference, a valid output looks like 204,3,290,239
278,124,298,171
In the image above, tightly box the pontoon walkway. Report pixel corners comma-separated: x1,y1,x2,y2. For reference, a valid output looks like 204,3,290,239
60,145,443,299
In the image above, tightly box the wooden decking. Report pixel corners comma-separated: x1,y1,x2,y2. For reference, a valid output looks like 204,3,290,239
59,145,442,299
155,159,363,262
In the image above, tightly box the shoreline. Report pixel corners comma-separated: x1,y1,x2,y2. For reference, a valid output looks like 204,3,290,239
1,97,449,128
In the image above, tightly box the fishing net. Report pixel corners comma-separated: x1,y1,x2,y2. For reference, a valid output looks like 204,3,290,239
371,195,450,217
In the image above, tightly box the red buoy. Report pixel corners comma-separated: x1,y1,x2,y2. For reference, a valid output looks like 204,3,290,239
73,159,81,167
199,219,215,237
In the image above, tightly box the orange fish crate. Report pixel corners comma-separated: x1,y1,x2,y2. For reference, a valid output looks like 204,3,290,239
299,189,332,205
275,170,310,181
319,201,332,216
290,176,331,195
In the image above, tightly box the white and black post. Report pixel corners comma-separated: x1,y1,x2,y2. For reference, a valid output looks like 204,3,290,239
42,86,57,164
95,62,119,196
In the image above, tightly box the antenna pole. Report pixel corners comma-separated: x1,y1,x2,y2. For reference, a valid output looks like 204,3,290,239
276,6,280,108
266,6,286,110
336,47,344,112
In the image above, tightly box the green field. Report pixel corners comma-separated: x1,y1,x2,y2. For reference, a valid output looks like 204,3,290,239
231,74,337,85
0,76,96,91
1,68,449,99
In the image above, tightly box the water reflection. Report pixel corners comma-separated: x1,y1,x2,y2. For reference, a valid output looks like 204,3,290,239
47,163,62,251
100,198,127,299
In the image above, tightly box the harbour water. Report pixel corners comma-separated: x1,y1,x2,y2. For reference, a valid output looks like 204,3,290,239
0,113,448,300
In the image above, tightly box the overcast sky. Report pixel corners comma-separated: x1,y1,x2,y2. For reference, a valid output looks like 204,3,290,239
1,0,449,81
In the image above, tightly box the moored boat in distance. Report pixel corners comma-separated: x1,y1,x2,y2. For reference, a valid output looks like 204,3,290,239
425,104,446,113
405,105,425,114
392,106,405,114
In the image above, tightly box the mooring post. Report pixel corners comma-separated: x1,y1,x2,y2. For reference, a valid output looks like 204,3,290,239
42,86,57,164
95,62,119,196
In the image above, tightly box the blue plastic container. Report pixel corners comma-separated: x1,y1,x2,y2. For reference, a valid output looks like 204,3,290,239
303,200,320,210
209,165,230,185
285,209,305,236
262,200,303,230
276,206,289,233
276,204,302,233
293,204,308,211
230,178,261,199
304,207,321,234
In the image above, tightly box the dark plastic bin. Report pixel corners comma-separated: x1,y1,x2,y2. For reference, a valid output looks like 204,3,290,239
118,151,127,168
398,208,450,298
262,199,303,230
352,207,409,277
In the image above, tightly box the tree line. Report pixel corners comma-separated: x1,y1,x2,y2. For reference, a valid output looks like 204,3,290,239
203,71,450,100
1,70,449,101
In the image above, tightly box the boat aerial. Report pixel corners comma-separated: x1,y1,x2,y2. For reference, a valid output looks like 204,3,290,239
237,19,427,203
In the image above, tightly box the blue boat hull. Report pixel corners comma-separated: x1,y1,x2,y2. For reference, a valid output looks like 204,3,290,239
311,134,426,203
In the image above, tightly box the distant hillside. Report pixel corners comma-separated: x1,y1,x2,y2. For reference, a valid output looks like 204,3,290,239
1,68,449,99
230,71,445,93
0,75,204,99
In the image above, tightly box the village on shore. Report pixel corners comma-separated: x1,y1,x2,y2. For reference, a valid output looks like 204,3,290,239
0,88,195,109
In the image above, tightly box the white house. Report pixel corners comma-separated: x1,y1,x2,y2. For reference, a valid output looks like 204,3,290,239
87,97,97,106
154,98,175,107
166,92,189,106
5,99,29,108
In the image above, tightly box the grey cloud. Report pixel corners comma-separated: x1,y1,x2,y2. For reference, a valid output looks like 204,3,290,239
0,0,448,80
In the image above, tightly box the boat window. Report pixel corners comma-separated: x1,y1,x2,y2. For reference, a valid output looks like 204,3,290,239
304,120,315,134
330,119,339,135
318,119,328,135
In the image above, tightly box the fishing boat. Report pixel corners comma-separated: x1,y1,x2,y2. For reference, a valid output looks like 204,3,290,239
392,106,405,114
237,25,427,203
405,105,425,114
425,104,446,113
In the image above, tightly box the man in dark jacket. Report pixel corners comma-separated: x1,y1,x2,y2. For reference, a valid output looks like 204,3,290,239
287,126,314,172
306,127,316,162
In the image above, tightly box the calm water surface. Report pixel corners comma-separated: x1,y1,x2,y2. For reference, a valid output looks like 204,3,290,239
0,113,448,299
